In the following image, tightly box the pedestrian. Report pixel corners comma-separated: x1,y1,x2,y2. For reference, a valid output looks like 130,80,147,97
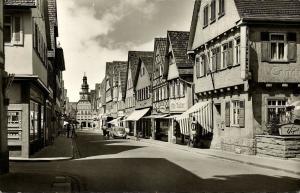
71,124,77,138
189,117,197,147
66,123,71,138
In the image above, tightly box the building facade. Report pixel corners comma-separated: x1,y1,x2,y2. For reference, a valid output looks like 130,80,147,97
188,0,300,156
77,74,92,128
0,0,9,173
124,51,153,135
5,0,51,157
164,31,194,144
151,38,169,141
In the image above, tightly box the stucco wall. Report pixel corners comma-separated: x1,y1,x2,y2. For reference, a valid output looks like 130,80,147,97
192,0,241,49
249,26,300,83
5,12,33,75
206,92,255,154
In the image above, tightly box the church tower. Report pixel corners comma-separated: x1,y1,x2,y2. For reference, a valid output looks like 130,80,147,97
80,73,90,101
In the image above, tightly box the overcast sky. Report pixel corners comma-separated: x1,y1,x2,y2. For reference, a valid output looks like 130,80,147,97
57,0,194,102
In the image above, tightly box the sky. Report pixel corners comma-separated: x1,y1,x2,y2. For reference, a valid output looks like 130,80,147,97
57,0,195,102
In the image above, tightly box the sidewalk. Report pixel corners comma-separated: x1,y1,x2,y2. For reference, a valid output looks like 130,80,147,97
129,136,300,175
10,135,74,162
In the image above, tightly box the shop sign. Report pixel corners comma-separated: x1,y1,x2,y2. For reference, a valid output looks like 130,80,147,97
170,98,188,112
279,124,300,136
159,106,167,113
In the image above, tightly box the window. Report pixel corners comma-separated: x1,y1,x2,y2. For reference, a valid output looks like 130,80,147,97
222,43,228,68
203,5,209,27
232,101,240,126
211,47,220,72
235,37,241,65
30,101,39,142
4,15,23,45
270,33,287,61
177,80,180,97
8,111,21,125
211,0,216,22
200,55,205,77
225,100,245,127
218,0,225,16
267,99,287,124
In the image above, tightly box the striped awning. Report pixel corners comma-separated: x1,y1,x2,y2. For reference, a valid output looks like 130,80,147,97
176,101,212,135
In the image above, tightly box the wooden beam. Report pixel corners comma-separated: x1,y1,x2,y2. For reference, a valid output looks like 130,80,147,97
234,86,238,90
220,89,224,93
282,84,288,88
227,87,231,91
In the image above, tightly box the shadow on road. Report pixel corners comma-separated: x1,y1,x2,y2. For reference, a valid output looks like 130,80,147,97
74,132,145,158
65,158,300,192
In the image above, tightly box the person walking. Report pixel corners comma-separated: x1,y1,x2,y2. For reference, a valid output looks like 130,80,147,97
71,124,77,138
66,123,71,138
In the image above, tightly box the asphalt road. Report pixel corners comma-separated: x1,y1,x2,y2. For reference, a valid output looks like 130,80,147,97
6,130,300,192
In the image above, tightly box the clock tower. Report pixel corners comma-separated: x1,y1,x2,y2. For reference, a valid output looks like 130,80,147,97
80,73,90,101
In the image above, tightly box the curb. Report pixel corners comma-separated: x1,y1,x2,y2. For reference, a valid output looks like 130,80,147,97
131,138,300,176
9,157,73,162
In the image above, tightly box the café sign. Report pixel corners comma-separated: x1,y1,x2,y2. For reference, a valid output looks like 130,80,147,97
279,124,300,136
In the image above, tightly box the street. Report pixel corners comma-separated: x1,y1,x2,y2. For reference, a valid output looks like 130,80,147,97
4,129,300,192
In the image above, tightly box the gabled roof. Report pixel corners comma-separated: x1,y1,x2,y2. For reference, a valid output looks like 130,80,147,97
112,61,127,98
188,0,201,51
153,38,167,79
235,0,300,22
4,0,36,7
135,55,154,88
124,51,153,99
167,31,193,69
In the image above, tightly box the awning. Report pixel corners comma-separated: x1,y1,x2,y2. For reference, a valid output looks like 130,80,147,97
144,114,169,119
125,108,150,121
162,114,181,119
176,101,212,135
108,117,123,125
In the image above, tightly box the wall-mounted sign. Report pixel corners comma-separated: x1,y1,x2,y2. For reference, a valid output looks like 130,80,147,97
279,124,300,136
159,106,167,113
170,98,188,112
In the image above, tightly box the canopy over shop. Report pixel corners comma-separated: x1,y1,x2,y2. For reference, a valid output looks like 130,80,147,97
176,101,212,136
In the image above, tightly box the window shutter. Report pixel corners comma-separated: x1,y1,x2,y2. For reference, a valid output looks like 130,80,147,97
239,100,245,128
288,42,297,62
225,102,230,127
196,57,200,78
287,33,297,42
14,16,23,45
261,42,270,62
261,32,270,41
212,55,216,72
216,50,221,70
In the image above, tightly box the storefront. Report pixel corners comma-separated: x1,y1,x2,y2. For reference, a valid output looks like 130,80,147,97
125,108,150,137
176,101,213,148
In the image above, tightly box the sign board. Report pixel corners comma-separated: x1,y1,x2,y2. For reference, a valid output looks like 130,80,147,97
159,106,167,113
279,124,300,136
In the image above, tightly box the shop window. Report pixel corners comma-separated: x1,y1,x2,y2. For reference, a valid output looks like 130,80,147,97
8,111,21,125
267,99,287,125
30,101,39,142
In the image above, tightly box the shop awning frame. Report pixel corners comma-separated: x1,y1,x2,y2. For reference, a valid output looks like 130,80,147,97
144,114,169,119
176,101,212,135
125,108,150,121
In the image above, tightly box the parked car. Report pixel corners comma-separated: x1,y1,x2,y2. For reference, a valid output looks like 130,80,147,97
109,127,127,139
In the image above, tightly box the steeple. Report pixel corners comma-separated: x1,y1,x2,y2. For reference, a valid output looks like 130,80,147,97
80,73,90,100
